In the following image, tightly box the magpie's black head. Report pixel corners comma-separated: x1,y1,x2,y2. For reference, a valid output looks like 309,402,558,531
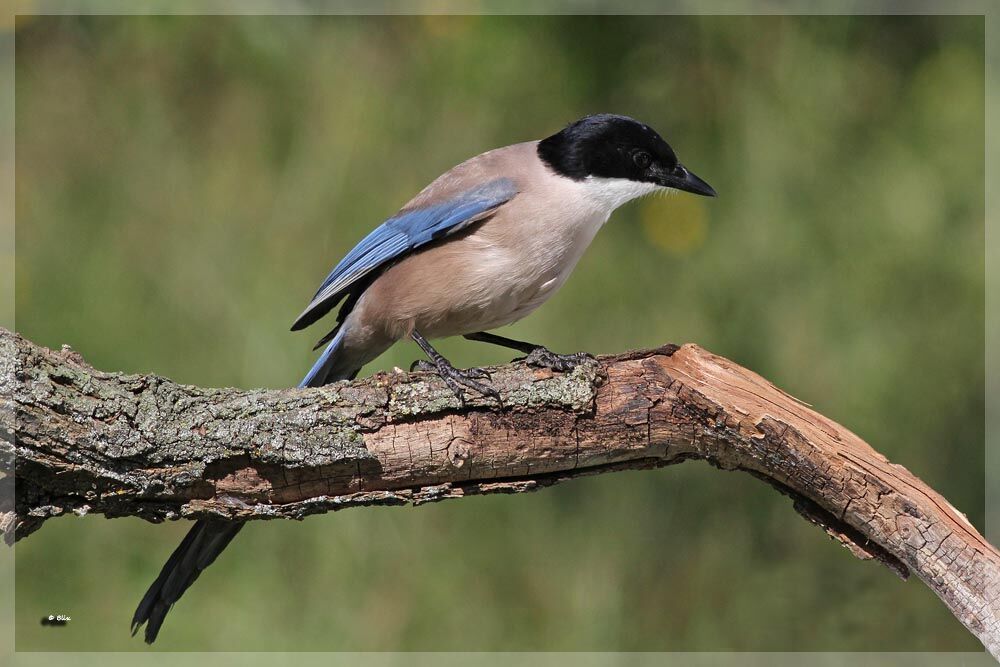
537,114,716,197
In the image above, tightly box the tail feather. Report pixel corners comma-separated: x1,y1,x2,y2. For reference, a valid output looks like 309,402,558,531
299,326,361,387
133,325,364,643
131,519,243,644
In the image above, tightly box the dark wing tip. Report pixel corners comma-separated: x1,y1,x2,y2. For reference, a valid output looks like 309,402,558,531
291,291,345,332
290,305,321,332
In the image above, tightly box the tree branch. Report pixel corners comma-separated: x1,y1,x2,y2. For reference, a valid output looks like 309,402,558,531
2,327,998,656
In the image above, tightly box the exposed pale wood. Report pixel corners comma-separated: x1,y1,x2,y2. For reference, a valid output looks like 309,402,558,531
2,327,997,656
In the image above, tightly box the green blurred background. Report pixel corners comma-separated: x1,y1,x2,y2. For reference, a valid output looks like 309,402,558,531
13,14,984,651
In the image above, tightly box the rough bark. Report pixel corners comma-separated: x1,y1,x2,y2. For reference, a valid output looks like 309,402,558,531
2,326,997,656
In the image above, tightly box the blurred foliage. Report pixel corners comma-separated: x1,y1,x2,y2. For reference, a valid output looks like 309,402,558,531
13,15,984,651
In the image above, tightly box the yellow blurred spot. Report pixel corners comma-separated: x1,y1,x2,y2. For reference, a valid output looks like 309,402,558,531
639,192,708,255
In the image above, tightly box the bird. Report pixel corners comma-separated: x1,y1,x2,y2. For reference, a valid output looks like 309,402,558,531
130,113,716,644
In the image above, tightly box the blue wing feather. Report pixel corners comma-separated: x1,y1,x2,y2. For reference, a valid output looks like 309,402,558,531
291,178,517,331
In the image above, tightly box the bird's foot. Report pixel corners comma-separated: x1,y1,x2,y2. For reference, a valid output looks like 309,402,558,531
522,347,594,373
410,359,500,404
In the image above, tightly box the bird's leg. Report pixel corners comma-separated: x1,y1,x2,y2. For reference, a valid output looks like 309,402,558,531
463,331,593,373
410,331,500,403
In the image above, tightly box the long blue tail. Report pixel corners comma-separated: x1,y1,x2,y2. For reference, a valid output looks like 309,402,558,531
132,328,361,643
131,519,243,643
298,326,358,387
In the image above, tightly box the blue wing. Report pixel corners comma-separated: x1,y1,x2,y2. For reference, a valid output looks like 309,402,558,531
291,177,518,332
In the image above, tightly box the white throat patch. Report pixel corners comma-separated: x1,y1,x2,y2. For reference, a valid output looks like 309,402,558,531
577,176,664,213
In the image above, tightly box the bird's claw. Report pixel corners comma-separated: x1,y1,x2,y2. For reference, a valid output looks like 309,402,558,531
409,359,500,404
461,367,492,380
522,347,594,372
410,359,435,373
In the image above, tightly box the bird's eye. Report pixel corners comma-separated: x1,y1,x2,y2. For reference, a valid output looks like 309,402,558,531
633,151,652,169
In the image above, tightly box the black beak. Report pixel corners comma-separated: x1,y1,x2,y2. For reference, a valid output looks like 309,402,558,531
660,163,717,197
